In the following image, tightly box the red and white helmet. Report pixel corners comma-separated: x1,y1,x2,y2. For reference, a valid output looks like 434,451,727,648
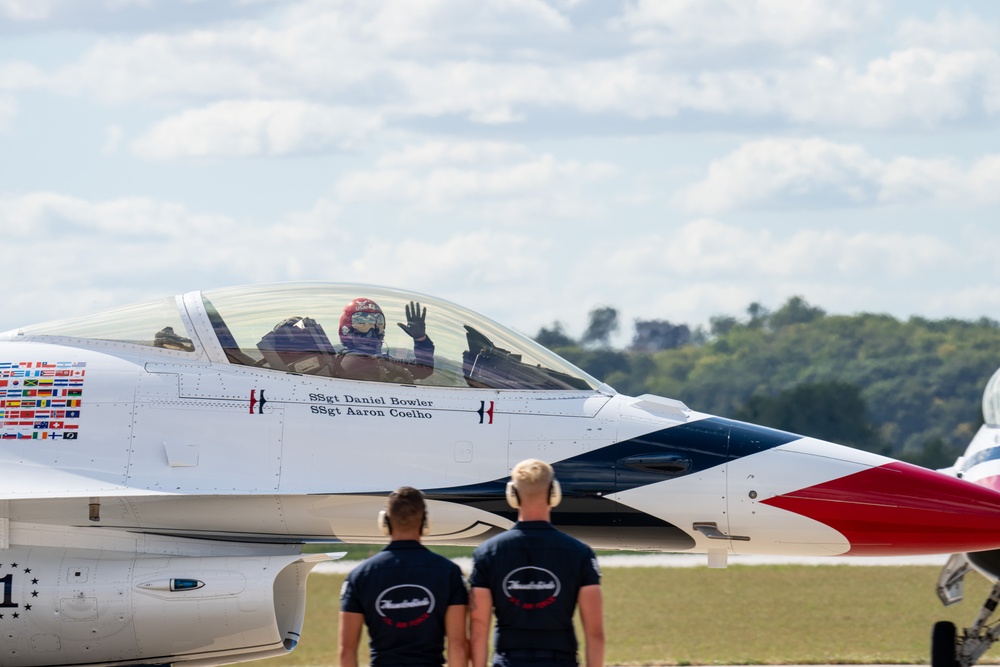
339,297,386,353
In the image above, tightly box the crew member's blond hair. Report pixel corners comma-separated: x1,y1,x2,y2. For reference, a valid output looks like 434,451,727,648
510,459,554,502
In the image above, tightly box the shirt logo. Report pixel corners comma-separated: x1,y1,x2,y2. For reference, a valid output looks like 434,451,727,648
501,566,561,610
375,584,435,628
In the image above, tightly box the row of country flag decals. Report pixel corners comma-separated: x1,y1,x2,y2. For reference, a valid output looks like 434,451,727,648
0,362,85,440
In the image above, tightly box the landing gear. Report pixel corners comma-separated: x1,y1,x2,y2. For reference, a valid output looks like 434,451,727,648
932,621,958,667
934,553,1000,667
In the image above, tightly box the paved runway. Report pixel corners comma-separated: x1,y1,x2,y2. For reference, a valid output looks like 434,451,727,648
313,551,949,574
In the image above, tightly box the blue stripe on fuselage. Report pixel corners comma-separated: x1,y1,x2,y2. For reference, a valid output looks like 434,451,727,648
555,415,801,496
422,416,801,548
425,417,800,551
961,446,1000,474
427,416,800,500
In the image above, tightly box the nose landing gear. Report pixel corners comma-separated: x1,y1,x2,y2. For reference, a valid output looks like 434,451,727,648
933,554,1000,667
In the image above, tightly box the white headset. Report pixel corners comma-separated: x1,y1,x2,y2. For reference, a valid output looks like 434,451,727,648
505,479,562,509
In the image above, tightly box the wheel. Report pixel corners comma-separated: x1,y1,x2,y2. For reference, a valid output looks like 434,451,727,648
932,620,959,667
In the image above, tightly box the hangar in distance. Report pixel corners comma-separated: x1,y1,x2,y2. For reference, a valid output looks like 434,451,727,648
3,281,1000,666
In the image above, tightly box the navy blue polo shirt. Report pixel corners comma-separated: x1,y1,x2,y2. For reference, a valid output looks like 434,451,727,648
469,521,601,656
341,541,468,667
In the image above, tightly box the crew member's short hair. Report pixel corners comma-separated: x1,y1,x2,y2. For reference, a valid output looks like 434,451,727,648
511,459,554,502
386,486,426,532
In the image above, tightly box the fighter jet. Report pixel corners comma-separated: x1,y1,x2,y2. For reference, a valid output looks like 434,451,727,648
932,364,1000,667
2,281,1000,667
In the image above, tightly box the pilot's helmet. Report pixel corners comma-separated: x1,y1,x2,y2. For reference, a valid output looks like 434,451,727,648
339,297,386,353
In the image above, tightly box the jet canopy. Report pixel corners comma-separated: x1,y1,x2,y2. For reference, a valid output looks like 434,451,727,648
984,366,1000,427
14,283,602,392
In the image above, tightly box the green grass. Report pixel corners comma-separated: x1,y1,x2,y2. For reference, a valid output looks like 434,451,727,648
260,564,1000,666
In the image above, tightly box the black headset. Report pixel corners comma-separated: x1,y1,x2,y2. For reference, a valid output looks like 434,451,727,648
505,479,562,509
377,508,430,537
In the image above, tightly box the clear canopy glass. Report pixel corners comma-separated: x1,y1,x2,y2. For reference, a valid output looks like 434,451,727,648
984,367,1000,427
18,297,195,352
14,283,601,391
202,283,600,390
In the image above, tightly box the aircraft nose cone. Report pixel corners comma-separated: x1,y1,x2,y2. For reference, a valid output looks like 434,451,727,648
762,461,1000,556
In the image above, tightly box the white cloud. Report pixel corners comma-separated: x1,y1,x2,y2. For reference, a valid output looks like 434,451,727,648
39,0,573,106
56,33,284,104
0,192,235,238
0,191,361,327
0,0,261,27
0,193,234,326
336,141,617,216
926,284,1000,321
102,124,124,154
619,0,879,51
534,217,985,339
679,138,1000,212
0,192,355,279
2,0,993,133
344,229,563,335
272,198,342,244
105,0,153,8
898,10,1000,51
0,0,53,20
607,220,963,283
0,95,15,131
0,190,560,337
132,100,382,159
678,138,881,213
877,156,963,205
0,62,45,91
967,156,1000,204
334,0,571,50
879,155,1000,207
6,0,1000,341
840,228,954,278
0,0,165,20
351,230,542,287
376,140,531,168
826,49,999,128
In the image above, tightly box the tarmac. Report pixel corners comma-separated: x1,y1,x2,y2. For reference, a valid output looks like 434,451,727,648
312,552,949,574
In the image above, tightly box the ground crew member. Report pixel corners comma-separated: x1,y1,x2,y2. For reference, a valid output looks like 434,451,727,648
469,459,605,667
339,487,467,667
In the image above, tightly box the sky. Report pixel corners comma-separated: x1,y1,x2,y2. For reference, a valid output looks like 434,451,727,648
2,0,999,345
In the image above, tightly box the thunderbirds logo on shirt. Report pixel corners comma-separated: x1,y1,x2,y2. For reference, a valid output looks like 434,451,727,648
502,566,561,610
376,584,435,628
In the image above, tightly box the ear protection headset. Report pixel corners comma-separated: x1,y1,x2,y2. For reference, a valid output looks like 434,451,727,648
377,509,430,537
505,479,562,509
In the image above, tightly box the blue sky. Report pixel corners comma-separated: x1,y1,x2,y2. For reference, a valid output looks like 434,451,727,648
2,0,999,344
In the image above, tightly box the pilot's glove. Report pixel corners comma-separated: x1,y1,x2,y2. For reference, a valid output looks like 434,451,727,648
397,301,428,341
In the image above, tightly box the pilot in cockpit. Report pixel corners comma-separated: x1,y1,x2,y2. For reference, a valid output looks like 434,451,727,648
337,297,435,383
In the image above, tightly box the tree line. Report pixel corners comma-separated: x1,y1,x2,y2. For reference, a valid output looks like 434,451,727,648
534,296,1000,468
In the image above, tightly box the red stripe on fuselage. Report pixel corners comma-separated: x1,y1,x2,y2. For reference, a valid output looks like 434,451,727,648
762,461,1000,556
969,474,1000,494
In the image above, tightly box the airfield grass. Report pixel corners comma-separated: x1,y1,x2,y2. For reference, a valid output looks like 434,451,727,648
258,563,1000,666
